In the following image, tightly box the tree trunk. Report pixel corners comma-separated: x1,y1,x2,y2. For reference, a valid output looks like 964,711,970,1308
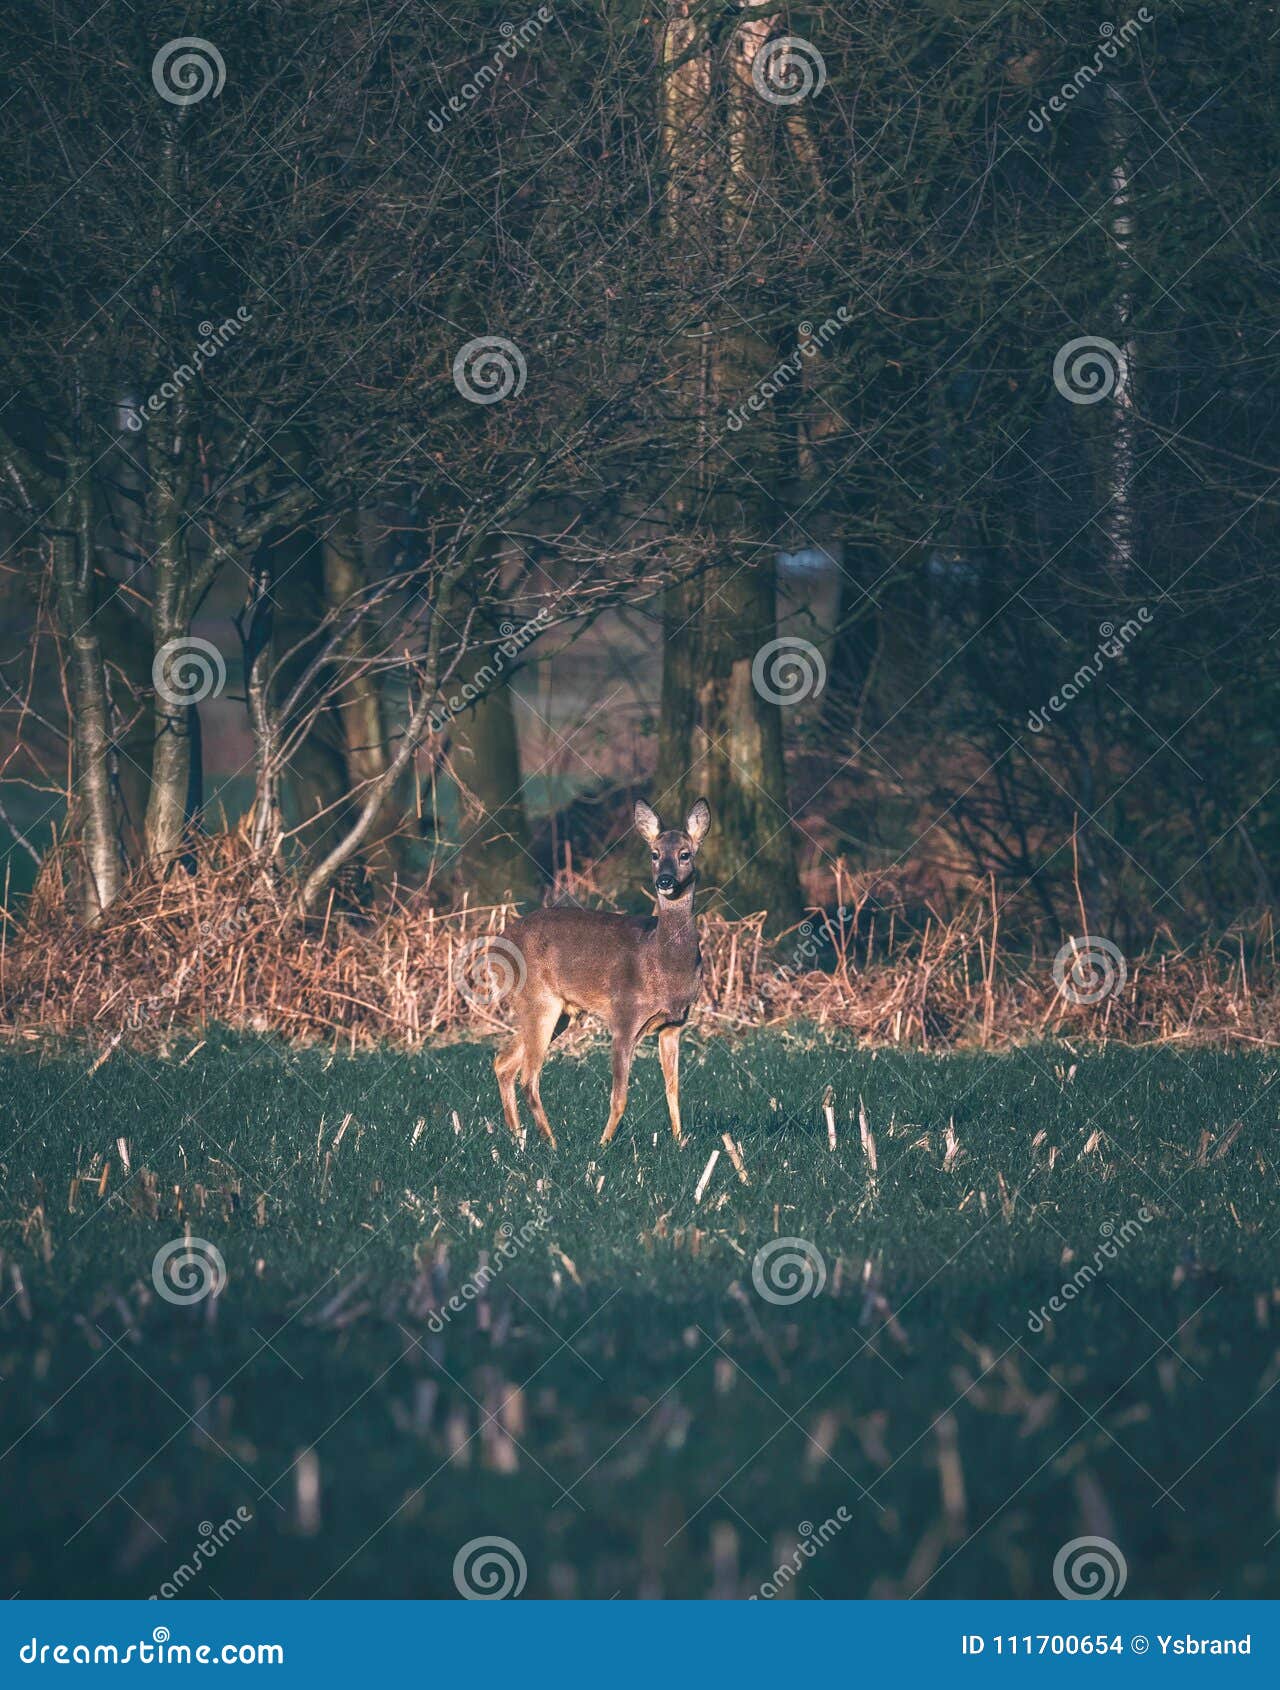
450,673,537,904
142,414,201,869
693,550,801,923
51,478,123,919
94,595,152,859
653,4,712,825
268,529,349,849
654,572,701,820
446,547,538,903
241,550,281,855
321,508,404,883
298,560,466,913
1102,82,1137,578
298,657,441,914
143,134,200,869
680,7,802,927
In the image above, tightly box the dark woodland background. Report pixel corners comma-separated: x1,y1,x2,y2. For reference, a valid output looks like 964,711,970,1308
2,0,1278,968
7,4,1280,1611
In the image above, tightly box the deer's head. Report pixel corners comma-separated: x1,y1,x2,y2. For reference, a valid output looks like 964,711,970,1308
634,798,711,901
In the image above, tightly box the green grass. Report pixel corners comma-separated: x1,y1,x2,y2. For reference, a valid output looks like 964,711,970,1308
1,1031,1278,1599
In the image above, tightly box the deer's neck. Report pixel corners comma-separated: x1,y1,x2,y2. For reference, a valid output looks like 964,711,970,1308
656,887,698,959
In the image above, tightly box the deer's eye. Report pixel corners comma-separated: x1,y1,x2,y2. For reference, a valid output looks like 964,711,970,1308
679,851,691,861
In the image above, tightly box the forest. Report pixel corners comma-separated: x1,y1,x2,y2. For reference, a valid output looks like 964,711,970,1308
0,0,1275,1042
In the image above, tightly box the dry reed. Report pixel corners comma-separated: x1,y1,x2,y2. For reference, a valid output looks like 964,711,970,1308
3,836,1279,1053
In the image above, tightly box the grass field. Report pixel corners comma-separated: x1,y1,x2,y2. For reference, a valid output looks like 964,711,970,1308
1,1030,1278,1600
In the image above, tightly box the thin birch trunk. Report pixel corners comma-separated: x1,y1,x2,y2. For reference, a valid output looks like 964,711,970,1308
51,474,123,919
1103,82,1137,578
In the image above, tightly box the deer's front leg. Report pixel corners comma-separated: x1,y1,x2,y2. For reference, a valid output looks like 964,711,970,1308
599,1026,639,1146
657,1025,683,1142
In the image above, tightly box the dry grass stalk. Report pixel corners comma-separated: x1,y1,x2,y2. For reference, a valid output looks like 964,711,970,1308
693,1149,720,1205
4,836,1280,1053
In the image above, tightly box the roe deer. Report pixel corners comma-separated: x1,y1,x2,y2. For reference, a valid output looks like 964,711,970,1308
494,798,711,1148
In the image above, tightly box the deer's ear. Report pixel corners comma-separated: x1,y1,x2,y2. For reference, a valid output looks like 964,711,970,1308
634,800,662,843
685,799,711,848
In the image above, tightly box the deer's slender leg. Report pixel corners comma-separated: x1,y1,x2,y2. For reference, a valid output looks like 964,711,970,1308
520,997,563,1149
599,1026,639,1146
494,1035,525,1142
658,1025,683,1142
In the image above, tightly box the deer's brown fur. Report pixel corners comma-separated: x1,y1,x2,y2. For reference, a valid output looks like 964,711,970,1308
494,799,711,1147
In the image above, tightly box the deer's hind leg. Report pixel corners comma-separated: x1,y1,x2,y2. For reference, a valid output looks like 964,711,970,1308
520,997,566,1149
495,1032,525,1142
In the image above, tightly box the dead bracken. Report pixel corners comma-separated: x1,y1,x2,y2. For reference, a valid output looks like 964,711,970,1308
3,836,1278,1054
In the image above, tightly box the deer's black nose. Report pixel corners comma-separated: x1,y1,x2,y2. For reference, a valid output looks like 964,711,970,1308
656,873,676,893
